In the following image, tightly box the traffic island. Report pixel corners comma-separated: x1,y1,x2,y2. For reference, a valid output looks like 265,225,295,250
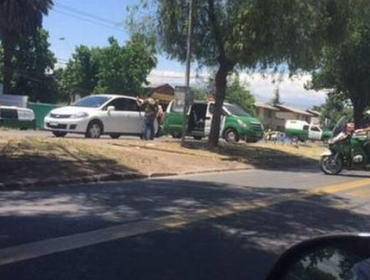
0,138,324,189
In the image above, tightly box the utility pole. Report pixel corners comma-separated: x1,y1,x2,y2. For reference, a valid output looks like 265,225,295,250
181,0,194,145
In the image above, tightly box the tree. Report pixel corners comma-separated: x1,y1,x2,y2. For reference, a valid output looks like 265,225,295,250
0,0,53,94
193,87,208,101
58,45,100,99
309,21,370,128
271,86,283,106
0,29,59,102
133,0,352,146
11,29,59,103
226,74,256,116
96,36,157,95
318,96,353,129
59,36,157,97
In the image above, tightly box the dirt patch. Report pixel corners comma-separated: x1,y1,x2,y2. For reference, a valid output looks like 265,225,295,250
0,137,323,187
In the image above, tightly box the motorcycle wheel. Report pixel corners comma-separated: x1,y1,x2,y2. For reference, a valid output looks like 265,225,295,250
320,154,344,175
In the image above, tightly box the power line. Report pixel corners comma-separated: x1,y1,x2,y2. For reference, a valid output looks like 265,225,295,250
52,3,126,34
54,2,121,27
53,9,125,33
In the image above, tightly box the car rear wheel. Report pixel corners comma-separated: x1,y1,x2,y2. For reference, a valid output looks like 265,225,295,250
52,131,67,138
85,120,103,139
224,128,239,143
171,131,182,139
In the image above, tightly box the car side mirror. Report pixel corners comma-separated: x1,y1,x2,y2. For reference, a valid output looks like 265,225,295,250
265,234,370,280
107,106,115,115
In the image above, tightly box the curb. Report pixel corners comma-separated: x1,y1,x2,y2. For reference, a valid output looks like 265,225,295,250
0,167,253,190
0,172,147,191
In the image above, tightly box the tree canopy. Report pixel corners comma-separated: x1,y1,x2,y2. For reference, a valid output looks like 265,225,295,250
270,86,283,106
309,17,370,127
133,0,353,146
315,96,353,129
96,37,157,95
226,75,256,116
59,36,157,98
0,29,59,103
0,0,53,94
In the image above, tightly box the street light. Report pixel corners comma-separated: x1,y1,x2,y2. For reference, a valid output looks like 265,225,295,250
181,0,194,145
59,37,73,53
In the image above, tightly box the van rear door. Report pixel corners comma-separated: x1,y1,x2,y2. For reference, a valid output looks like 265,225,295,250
206,103,226,136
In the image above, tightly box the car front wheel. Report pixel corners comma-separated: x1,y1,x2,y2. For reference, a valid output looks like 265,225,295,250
52,131,67,138
85,121,103,139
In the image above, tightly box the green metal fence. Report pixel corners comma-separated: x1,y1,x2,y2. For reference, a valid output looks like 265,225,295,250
28,102,60,130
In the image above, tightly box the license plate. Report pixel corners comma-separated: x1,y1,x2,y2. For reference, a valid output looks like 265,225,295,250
50,122,59,126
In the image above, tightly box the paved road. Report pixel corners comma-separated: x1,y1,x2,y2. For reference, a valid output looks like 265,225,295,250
1,168,370,279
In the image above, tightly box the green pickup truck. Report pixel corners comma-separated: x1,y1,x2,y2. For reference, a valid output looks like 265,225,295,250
163,100,264,143
285,120,332,142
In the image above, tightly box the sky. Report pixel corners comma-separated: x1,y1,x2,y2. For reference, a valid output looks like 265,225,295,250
43,0,327,109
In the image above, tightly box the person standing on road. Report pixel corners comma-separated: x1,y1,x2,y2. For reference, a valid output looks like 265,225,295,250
136,97,158,140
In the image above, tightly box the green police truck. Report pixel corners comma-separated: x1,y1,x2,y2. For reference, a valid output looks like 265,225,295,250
163,100,264,143
285,120,332,142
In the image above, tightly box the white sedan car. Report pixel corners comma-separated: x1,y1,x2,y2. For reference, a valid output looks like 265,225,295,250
44,95,157,138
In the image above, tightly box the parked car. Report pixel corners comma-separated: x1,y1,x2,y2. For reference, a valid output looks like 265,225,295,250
44,95,158,138
285,120,332,142
0,106,36,130
163,100,264,143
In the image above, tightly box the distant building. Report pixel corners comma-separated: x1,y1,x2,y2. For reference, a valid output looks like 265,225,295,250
145,83,175,110
255,102,280,130
306,109,321,125
274,104,313,123
255,103,314,131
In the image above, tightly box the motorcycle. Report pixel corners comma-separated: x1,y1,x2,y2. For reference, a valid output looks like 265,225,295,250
320,116,370,175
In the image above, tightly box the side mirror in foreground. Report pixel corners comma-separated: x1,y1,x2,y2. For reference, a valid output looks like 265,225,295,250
265,234,370,280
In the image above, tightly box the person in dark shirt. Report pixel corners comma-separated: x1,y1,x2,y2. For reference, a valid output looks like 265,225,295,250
137,97,158,140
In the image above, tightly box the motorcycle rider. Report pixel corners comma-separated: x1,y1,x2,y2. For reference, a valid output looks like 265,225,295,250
355,115,370,135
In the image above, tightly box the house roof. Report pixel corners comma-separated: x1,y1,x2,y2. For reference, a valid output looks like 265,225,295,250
274,105,314,117
307,109,321,117
146,83,175,96
254,102,279,111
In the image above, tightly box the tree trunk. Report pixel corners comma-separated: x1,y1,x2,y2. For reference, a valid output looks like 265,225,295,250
2,34,17,94
208,62,232,147
353,103,365,129
206,0,234,147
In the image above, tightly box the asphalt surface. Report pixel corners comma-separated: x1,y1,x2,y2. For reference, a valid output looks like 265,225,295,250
1,168,370,279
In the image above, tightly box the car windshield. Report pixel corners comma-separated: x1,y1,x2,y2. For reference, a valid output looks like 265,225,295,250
72,96,110,108
224,104,251,117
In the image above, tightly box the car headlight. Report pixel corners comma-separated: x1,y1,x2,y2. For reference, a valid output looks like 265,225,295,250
71,112,89,119
237,119,249,128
